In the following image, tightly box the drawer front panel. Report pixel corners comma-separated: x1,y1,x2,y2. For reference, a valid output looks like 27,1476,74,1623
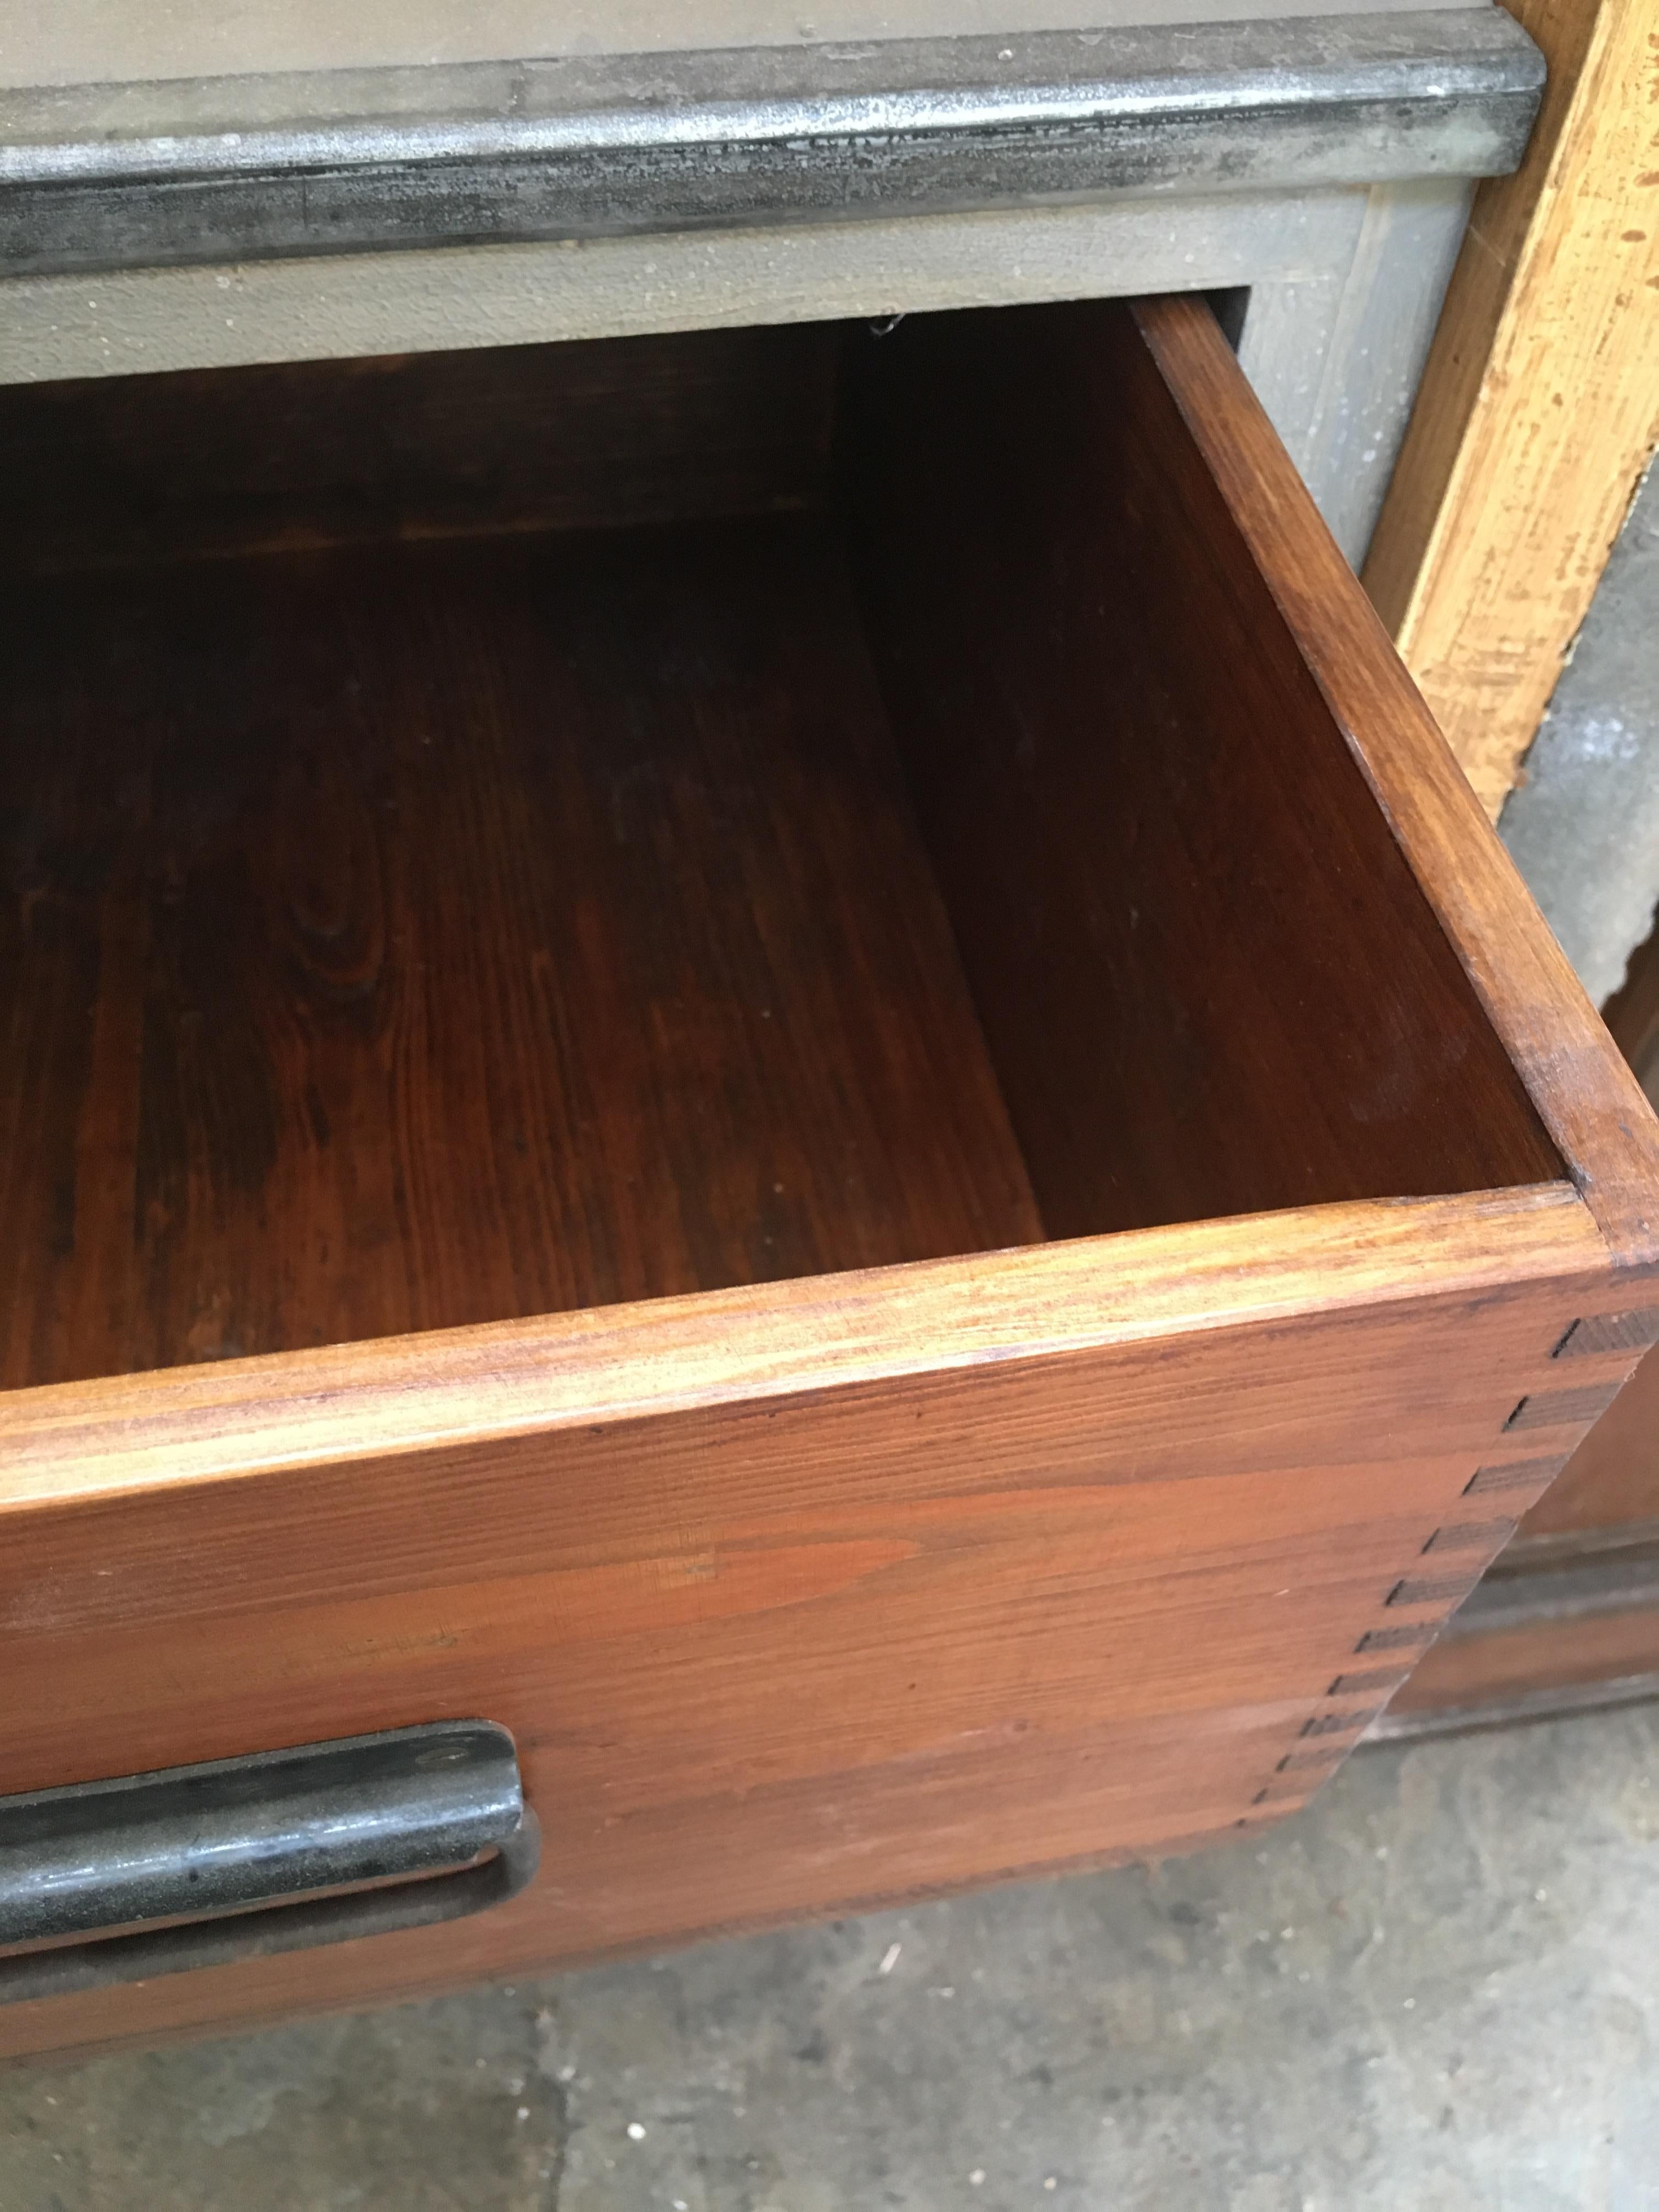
0,1272,1592,2059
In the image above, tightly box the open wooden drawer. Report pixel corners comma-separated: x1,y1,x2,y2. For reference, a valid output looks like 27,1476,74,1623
3,295,1656,2061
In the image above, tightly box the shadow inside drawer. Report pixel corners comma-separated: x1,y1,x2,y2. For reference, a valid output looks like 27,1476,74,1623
0,304,1560,1390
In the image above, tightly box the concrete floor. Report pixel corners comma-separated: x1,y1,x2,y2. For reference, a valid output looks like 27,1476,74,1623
6,1703,1659,2210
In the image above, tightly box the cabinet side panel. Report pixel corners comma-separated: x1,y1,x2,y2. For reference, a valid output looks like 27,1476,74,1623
1517,1327,1659,1541
1374,1318,1659,1731
0,1267,1594,2061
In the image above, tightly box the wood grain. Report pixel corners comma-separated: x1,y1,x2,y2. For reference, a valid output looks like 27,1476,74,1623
846,298,1563,1234
0,1186,1605,1510
1127,291,1659,1268
0,322,840,573
1,518,1040,1387
0,1240,1608,2063
1384,1610,1659,1728
1363,0,1659,816
2,295,1655,2058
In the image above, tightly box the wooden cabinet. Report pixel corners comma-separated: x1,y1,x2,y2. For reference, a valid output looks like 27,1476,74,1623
2,294,1655,2061
1378,830,1659,1737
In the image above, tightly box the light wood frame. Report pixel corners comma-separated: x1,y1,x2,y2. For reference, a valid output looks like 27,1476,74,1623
1363,0,1659,819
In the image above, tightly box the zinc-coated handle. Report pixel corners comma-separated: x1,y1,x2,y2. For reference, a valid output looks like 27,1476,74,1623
0,1721,538,2004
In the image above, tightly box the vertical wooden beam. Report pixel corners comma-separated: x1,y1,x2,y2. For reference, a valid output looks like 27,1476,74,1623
1363,0,1659,820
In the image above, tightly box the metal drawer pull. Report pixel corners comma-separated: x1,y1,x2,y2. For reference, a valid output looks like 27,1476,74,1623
0,1720,538,2004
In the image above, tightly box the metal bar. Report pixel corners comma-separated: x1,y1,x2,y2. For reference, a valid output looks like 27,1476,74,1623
1438,1549,1659,1633
0,1720,534,2001
0,10,1544,278
0,1813,540,2005
1365,1671,1659,1742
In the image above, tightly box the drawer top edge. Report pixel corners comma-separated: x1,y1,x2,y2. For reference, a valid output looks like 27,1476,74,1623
0,1182,1599,1510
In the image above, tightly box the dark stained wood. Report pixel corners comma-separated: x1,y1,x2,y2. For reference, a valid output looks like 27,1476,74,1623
1,517,1040,1388
1379,1652,1659,1737
0,323,842,575
2,295,1656,2061
843,298,1565,1238
1125,294,1659,1271
0,1187,1601,1508
1115,295,1659,1741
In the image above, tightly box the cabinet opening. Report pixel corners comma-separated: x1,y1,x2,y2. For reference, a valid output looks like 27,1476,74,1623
0,302,1561,1387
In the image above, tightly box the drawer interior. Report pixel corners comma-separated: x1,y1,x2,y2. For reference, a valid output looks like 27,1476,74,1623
0,304,1562,1389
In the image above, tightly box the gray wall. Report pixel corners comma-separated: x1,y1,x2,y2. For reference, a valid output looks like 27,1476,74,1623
1500,461,1659,1008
